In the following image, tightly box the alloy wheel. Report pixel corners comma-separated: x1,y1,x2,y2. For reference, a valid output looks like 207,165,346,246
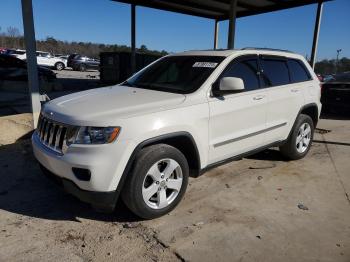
142,158,183,209
296,122,312,153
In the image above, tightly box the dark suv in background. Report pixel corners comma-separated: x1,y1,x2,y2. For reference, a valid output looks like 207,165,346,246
69,55,100,71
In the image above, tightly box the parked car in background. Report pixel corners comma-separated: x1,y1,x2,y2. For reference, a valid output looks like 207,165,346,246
35,51,66,71
5,49,26,59
6,50,67,71
0,54,56,82
321,72,350,113
71,55,100,71
323,74,335,82
59,55,69,61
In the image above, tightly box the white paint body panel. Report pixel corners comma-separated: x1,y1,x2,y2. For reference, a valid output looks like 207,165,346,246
32,49,321,193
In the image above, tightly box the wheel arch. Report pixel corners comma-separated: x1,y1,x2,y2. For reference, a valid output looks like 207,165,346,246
285,103,319,142
113,132,201,205
138,132,201,178
299,103,319,127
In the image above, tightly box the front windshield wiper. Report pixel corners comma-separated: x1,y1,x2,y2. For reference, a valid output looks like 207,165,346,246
122,81,139,87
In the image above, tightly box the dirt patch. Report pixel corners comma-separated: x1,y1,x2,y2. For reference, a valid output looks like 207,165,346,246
0,113,33,145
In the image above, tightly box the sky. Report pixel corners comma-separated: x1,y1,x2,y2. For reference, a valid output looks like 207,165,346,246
0,0,349,60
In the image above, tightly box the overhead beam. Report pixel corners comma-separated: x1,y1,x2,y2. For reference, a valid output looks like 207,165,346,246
227,0,238,49
21,0,41,128
113,0,332,20
310,2,323,69
172,0,229,14
131,4,136,74
237,0,329,19
116,0,226,20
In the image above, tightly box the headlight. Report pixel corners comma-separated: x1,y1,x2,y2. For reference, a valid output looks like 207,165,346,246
67,126,121,145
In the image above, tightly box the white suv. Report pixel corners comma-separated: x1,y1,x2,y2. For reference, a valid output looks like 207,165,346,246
32,49,321,218
15,51,66,70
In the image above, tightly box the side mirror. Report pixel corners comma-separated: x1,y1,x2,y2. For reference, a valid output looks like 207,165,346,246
212,77,245,96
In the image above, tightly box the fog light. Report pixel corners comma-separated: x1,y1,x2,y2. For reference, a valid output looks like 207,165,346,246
72,168,91,181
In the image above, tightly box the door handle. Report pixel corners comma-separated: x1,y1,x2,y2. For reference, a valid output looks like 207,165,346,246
291,88,300,93
253,95,265,100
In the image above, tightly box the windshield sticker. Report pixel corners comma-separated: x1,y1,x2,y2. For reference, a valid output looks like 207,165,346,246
193,62,218,68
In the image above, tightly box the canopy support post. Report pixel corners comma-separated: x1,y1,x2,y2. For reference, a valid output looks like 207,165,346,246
21,0,41,128
310,2,323,69
227,0,238,49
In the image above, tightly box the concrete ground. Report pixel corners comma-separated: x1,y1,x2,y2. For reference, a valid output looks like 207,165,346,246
0,114,349,262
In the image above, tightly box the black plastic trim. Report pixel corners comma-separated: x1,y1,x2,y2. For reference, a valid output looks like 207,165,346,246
115,131,202,196
199,140,285,176
39,164,117,210
286,103,319,140
213,122,287,148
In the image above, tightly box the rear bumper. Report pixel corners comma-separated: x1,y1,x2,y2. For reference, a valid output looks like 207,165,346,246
39,163,118,210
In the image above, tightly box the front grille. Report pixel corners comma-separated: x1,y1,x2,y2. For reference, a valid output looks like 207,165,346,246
37,114,68,154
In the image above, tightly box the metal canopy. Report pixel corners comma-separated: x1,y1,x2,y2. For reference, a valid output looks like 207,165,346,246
112,0,331,20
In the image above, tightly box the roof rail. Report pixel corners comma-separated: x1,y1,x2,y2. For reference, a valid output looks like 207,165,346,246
241,47,295,53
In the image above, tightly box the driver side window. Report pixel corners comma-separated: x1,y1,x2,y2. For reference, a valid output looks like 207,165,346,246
220,59,260,91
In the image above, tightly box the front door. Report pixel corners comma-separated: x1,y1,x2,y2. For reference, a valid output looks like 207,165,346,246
208,56,267,164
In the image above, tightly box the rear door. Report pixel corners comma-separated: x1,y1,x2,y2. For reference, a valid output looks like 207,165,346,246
260,56,305,143
208,55,268,164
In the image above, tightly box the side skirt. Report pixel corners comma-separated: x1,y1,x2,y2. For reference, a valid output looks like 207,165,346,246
198,140,285,177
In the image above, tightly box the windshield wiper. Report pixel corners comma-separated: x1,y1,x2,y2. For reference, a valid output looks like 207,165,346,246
122,81,133,87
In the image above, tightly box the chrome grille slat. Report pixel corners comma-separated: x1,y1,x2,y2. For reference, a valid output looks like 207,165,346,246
40,119,47,140
55,126,62,149
48,124,56,146
36,115,68,154
45,122,52,145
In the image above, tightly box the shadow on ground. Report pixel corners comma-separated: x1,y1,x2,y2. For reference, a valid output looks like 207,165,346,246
246,148,287,162
320,110,350,121
0,138,139,223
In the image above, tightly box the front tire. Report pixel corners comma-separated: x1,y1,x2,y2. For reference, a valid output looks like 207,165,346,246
79,64,87,72
122,144,189,219
279,114,314,160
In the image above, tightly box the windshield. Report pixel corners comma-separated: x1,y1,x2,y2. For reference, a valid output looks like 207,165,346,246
125,55,225,94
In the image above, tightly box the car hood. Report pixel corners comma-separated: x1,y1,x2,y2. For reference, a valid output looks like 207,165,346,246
42,85,186,126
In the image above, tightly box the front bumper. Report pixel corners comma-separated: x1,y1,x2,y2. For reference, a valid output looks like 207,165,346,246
39,163,117,210
32,130,135,191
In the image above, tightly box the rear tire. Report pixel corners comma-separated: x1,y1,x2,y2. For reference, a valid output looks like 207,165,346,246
122,144,189,219
279,114,314,160
55,62,64,71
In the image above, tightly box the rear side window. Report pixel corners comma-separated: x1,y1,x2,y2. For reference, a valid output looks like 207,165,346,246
261,58,290,87
221,59,260,91
288,59,311,83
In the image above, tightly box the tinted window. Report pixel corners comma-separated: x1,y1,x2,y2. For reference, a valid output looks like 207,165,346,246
261,58,290,87
221,59,260,91
288,59,311,82
126,56,225,94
